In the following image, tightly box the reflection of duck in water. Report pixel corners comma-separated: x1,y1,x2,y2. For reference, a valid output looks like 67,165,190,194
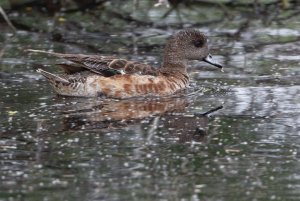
62,97,189,128
60,96,222,143
158,106,223,143
27,29,222,98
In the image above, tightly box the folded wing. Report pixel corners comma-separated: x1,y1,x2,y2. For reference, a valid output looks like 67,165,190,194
26,49,159,76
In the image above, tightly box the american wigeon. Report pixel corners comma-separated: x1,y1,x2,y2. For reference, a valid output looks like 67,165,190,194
27,29,222,99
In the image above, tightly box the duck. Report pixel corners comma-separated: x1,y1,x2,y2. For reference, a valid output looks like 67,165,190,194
27,29,222,99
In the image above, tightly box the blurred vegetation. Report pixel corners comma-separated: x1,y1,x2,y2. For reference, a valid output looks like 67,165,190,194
0,0,299,64
0,0,299,34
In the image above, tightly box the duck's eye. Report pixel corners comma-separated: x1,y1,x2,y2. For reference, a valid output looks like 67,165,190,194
193,39,203,48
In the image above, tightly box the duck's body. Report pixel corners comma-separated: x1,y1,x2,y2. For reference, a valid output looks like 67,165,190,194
28,29,222,99
39,69,188,98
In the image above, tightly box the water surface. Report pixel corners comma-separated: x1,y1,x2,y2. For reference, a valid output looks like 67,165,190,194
1,1,300,200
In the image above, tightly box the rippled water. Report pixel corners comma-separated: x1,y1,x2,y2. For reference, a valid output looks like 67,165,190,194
1,1,300,200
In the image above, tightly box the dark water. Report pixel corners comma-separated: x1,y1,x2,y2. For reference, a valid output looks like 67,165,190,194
1,1,300,200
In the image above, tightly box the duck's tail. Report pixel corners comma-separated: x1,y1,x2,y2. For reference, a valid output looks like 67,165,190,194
36,68,91,97
36,68,69,84
25,49,67,58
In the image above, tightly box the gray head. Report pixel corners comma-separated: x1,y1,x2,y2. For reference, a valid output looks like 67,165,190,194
163,29,222,69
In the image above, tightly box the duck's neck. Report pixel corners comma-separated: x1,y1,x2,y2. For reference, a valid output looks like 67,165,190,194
160,41,188,76
159,58,190,87
160,55,188,76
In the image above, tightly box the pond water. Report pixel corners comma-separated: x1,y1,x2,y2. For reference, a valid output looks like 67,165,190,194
1,1,300,200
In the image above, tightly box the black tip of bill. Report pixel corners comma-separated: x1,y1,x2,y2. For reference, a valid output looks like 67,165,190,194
203,54,223,69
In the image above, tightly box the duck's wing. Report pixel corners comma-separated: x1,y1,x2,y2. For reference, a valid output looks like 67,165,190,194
26,49,159,76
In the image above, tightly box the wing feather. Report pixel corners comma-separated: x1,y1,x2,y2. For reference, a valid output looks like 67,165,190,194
26,49,159,76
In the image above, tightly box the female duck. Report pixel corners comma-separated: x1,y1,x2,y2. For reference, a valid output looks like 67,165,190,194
27,29,222,99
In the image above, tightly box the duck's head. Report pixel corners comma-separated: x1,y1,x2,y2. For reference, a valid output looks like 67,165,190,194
163,29,222,69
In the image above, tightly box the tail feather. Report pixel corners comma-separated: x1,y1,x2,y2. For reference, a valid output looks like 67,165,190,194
36,68,69,84
26,49,67,58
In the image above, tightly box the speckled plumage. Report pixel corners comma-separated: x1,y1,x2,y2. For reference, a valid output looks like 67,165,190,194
27,29,222,98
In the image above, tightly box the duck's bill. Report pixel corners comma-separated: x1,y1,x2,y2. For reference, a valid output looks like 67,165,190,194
203,54,223,69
